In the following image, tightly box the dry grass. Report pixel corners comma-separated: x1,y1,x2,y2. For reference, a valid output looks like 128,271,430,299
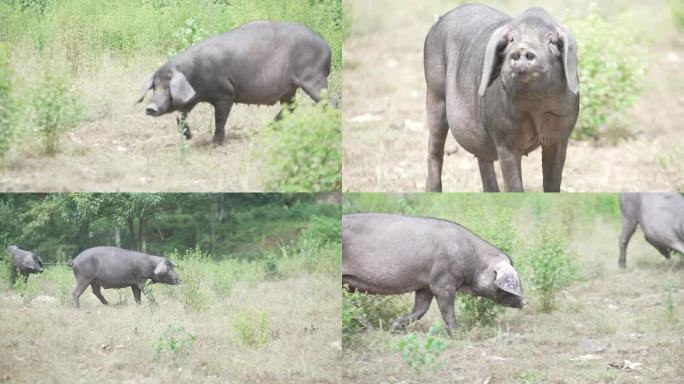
342,215,684,383
342,0,684,192
0,272,341,383
0,49,331,192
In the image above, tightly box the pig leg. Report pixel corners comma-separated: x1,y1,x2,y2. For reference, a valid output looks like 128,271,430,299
541,140,568,192
177,112,191,140
391,288,434,332
497,147,524,192
478,158,500,192
618,214,638,268
22,273,29,284
211,100,233,145
275,87,298,120
425,90,448,192
433,290,458,336
131,286,142,305
10,267,17,285
90,283,108,305
72,279,90,309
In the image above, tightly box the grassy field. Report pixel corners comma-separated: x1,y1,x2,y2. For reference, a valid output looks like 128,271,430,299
0,240,341,383
342,194,684,383
0,0,344,192
342,0,684,192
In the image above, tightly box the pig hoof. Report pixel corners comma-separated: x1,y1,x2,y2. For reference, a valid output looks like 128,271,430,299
212,135,225,145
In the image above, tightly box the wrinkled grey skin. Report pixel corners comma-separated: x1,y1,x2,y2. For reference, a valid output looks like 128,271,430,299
342,213,526,335
7,245,44,284
424,4,579,192
71,246,179,308
619,193,684,268
137,20,332,144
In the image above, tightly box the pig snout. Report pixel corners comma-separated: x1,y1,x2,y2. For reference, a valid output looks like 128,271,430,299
145,103,159,116
510,49,540,78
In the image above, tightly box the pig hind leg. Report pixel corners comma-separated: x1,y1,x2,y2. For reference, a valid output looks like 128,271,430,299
391,288,434,332
619,214,638,268
72,278,91,308
90,283,109,305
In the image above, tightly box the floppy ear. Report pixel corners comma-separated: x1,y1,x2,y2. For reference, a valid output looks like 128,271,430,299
557,24,579,95
154,260,169,276
494,261,524,297
170,69,196,106
35,255,44,268
136,74,154,103
478,25,509,97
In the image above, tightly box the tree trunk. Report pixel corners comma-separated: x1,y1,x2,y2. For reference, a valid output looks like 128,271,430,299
115,228,121,248
127,216,137,251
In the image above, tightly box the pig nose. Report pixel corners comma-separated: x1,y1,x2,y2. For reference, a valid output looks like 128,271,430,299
511,49,537,74
145,103,159,116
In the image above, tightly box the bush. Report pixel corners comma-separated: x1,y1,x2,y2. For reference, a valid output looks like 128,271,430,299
174,247,210,311
231,310,271,346
153,324,196,365
0,43,15,157
30,62,82,155
669,0,684,32
256,96,341,192
396,322,448,373
519,226,578,311
457,295,504,328
569,4,645,140
341,285,411,333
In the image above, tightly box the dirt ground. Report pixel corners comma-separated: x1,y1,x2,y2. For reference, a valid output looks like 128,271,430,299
342,217,684,383
0,274,341,383
342,0,684,192
0,54,334,192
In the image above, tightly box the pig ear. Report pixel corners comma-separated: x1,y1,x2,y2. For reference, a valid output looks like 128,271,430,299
136,74,154,103
494,261,524,297
154,261,169,276
170,69,196,106
478,24,509,97
557,24,579,95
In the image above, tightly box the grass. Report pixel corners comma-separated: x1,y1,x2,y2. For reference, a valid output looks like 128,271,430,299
0,0,345,191
342,193,684,383
0,254,340,383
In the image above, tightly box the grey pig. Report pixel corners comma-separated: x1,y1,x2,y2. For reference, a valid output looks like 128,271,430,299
619,193,684,268
7,245,44,284
342,213,526,335
71,246,179,308
137,20,333,144
424,4,579,192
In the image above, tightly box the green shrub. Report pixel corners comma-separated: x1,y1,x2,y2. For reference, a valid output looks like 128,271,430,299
231,310,271,347
166,18,210,57
664,282,675,320
669,0,684,32
256,96,341,192
30,62,82,155
0,43,15,157
569,4,645,140
519,226,578,311
173,247,210,311
153,324,196,365
396,322,448,373
457,295,504,328
13,277,40,304
341,285,411,332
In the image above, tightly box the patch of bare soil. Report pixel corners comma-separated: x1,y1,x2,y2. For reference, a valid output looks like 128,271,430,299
342,218,684,383
342,0,684,192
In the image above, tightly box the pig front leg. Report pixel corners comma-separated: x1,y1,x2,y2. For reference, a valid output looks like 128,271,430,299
212,100,234,145
177,112,192,139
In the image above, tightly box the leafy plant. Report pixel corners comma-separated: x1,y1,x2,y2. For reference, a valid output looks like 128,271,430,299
342,285,368,341
513,369,547,384
457,295,504,328
0,43,15,157
669,0,684,32
396,322,448,373
174,247,210,311
166,18,210,57
256,95,341,192
231,310,271,346
13,277,40,305
665,282,675,320
153,324,196,364
519,226,578,311
569,3,645,140
30,62,82,155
